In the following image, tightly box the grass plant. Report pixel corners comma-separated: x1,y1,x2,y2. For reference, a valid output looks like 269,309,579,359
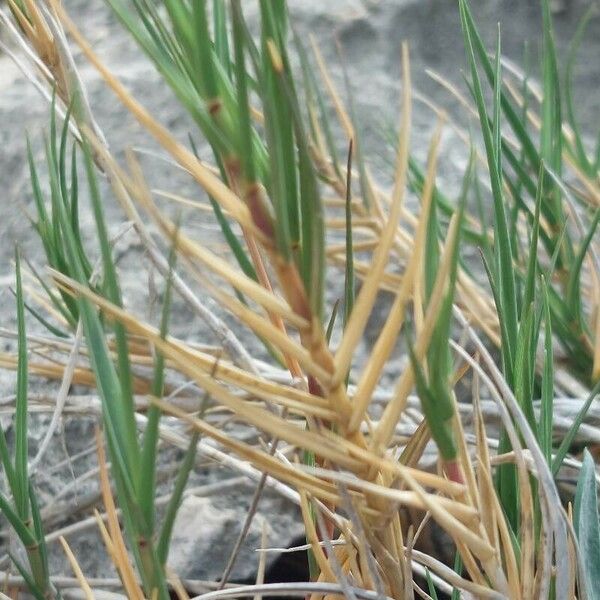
0,0,598,598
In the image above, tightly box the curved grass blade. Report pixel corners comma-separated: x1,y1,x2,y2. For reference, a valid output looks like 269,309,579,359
574,449,600,600
553,377,600,475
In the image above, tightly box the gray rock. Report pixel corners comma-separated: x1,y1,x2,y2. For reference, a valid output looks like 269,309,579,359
168,488,303,581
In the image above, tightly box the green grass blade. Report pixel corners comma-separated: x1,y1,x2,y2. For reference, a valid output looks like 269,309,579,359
492,26,502,177
107,0,231,156
191,0,218,99
522,165,544,314
574,449,600,600
539,278,554,464
28,482,51,594
460,0,540,168
0,493,36,547
213,0,231,77
513,304,537,432
8,552,46,600
0,430,16,495
293,31,341,180
82,142,140,476
24,256,76,330
50,149,139,503
325,299,340,345
27,138,51,235
156,429,199,565
139,232,177,532
408,342,457,462
261,7,325,316
45,137,81,321
344,141,355,328
20,293,70,339
58,100,74,205
479,253,515,386
460,1,518,373
565,8,594,174
231,0,256,183
209,195,257,281
14,249,30,521
553,377,600,475
540,0,562,175
425,569,439,599
260,0,296,259
451,552,463,600
566,209,600,337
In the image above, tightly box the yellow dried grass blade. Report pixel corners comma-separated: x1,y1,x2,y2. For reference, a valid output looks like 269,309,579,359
348,119,443,433
165,568,190,600
310,35,354,140
472,376,500,554
370,207,463,455
318,428,464,496
95,428,145,600
59,536,95,600
151,396,346,502
51,270,330,385
120,149,308,331
333,44,412,387
299,490,337,582
49,278,351,469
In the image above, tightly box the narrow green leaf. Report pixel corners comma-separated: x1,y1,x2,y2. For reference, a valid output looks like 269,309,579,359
574,449,600,600
8,552,46,600
82,141,140,476
231,0,256,183
451,552,463,600
157,392,209,564
460,0,540,168
325,299,340,345
513,304,537,432
260,0,297,259
191,0,218,99
425,569,439,599
460,0,518,374
19,292,70,339
492,26,502,176
213,0,231,77
522,165,544,315
539,278,554,464
566,209,600,336
262,16,325,317
0,428,16,497
293,30,341,180
344,140,355,328
553,378,600,475
14,249,29,521
156,432,197,565
24,256,76,330
139,227,178,532
565,8,594,174
28,482,51,594
0,493,36,547
408,342,457,461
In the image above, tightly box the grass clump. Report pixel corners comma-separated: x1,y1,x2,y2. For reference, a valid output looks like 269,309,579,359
0,0,598,598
